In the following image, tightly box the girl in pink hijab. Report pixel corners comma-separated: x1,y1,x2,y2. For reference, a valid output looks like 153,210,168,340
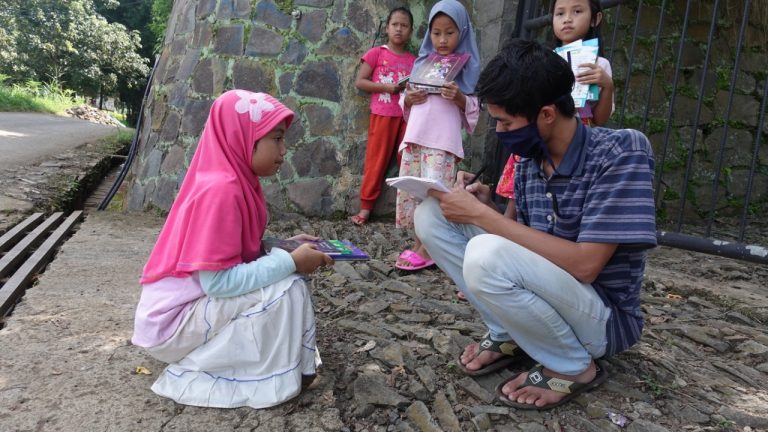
132,90,332,409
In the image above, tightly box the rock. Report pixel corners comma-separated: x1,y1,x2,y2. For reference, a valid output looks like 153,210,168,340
409,379,430,401
352,375,408,407
382,280,424,298
415,366,438,393
717,405,768,429
65,105,124,127
470,413,492,430
468,405,509,416
735,340,768,355
333,261,362,280
626,419,671,432
338,319,392,338
432,392,461,432
359,300,390,315
517,422,549,432
632,401,663,418
456,377,495,404
405,401,441,432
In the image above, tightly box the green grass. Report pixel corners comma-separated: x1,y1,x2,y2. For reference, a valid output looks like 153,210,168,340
99,128,135,154
0,81,82,114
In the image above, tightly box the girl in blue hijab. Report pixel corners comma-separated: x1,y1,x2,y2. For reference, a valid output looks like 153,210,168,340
394,0,481,271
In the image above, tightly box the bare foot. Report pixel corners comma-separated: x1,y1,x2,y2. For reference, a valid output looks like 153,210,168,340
460,342,505,372
500,361,597,408
414,245,431,261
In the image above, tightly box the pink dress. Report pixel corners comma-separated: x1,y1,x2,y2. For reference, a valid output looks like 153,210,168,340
395,94,480,229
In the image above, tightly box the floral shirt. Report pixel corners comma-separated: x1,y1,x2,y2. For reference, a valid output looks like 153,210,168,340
362,45,416,117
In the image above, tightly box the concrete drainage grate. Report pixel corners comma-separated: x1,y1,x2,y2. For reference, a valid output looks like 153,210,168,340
0,211,83,318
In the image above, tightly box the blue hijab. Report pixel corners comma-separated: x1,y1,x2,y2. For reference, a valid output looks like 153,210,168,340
413,0,481,95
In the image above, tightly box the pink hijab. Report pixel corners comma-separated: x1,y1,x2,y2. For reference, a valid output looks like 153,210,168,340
141,90,294,284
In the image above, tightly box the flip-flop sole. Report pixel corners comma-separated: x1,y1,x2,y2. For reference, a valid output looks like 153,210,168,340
457,353,520,376
395,260,435,271
395,249,435,270
496,363,608,410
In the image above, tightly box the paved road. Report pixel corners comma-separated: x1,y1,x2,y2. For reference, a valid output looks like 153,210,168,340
0,112,120,169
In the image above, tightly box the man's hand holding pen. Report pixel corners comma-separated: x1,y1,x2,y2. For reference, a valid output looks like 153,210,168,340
427,166,496,224
456,165,493,205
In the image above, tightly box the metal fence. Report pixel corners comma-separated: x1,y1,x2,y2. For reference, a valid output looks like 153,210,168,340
506,0,767,264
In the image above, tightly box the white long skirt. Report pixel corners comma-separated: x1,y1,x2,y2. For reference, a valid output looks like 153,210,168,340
147,275,319,409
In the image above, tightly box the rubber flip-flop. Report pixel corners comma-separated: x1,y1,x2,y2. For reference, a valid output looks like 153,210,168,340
495,362,608,410
395,249,435,271
458,334,531,376
350,214,369,225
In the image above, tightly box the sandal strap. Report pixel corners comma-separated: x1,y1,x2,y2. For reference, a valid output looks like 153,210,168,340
520,364,584,395
477,333,519,356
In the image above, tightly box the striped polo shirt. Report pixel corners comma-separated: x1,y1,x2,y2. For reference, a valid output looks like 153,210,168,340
514,122,657,356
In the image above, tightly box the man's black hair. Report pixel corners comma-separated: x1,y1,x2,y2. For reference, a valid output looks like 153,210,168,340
476,38,575,122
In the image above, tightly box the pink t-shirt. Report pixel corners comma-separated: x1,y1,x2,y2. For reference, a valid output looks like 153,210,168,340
362,45,416,117
400,94,479,159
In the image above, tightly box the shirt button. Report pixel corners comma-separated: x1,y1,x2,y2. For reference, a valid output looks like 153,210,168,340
546,192,552,198
547,215,553,222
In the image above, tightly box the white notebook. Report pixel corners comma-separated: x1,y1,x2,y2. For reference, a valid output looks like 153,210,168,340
385,176,450,200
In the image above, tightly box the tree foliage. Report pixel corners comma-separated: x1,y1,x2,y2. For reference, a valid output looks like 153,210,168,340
150,0,174,52
0,0,149,100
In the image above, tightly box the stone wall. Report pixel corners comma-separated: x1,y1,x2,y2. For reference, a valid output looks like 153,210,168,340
125,0,767,225
124,0,518,216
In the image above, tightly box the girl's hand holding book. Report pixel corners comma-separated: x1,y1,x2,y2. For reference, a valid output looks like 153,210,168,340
287,233,320,242
440,81,467,108
404,86,428,106
576,62,612,90
290,243,333,273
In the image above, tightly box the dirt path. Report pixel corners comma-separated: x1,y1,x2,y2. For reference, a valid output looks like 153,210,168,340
0,112,120,169
5,212,765,431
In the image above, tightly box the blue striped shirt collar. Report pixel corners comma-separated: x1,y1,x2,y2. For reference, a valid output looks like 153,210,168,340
532,121,590,178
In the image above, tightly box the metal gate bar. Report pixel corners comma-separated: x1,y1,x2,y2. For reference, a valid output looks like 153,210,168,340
509,0,767,264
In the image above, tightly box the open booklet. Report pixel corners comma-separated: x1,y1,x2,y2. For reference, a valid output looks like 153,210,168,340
263,237,370,261
385,176,450,201
554,38,600,108
406,52,471,93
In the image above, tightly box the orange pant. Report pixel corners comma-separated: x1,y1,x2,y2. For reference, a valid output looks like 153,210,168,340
360,114,406,210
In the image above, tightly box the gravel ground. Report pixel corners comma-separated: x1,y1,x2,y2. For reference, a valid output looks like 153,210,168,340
0,123,766,431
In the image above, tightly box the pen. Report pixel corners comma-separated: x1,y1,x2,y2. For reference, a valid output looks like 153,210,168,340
467,164,487,186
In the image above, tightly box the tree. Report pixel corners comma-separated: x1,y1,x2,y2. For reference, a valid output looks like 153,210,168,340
150,0,174,52
0,0,149,120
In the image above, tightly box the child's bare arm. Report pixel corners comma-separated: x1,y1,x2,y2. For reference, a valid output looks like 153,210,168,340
355,62,401,94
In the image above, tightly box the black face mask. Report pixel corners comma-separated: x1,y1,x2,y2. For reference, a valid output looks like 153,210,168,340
496,123,546,160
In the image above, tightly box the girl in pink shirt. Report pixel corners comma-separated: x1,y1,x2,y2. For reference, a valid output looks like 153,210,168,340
395,0,480,271
132,90,332,409
350,7,415,225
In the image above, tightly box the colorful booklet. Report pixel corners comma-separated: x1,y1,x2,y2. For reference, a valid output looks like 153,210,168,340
554,38,600,108
408,52,471,93
263,237,370,261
